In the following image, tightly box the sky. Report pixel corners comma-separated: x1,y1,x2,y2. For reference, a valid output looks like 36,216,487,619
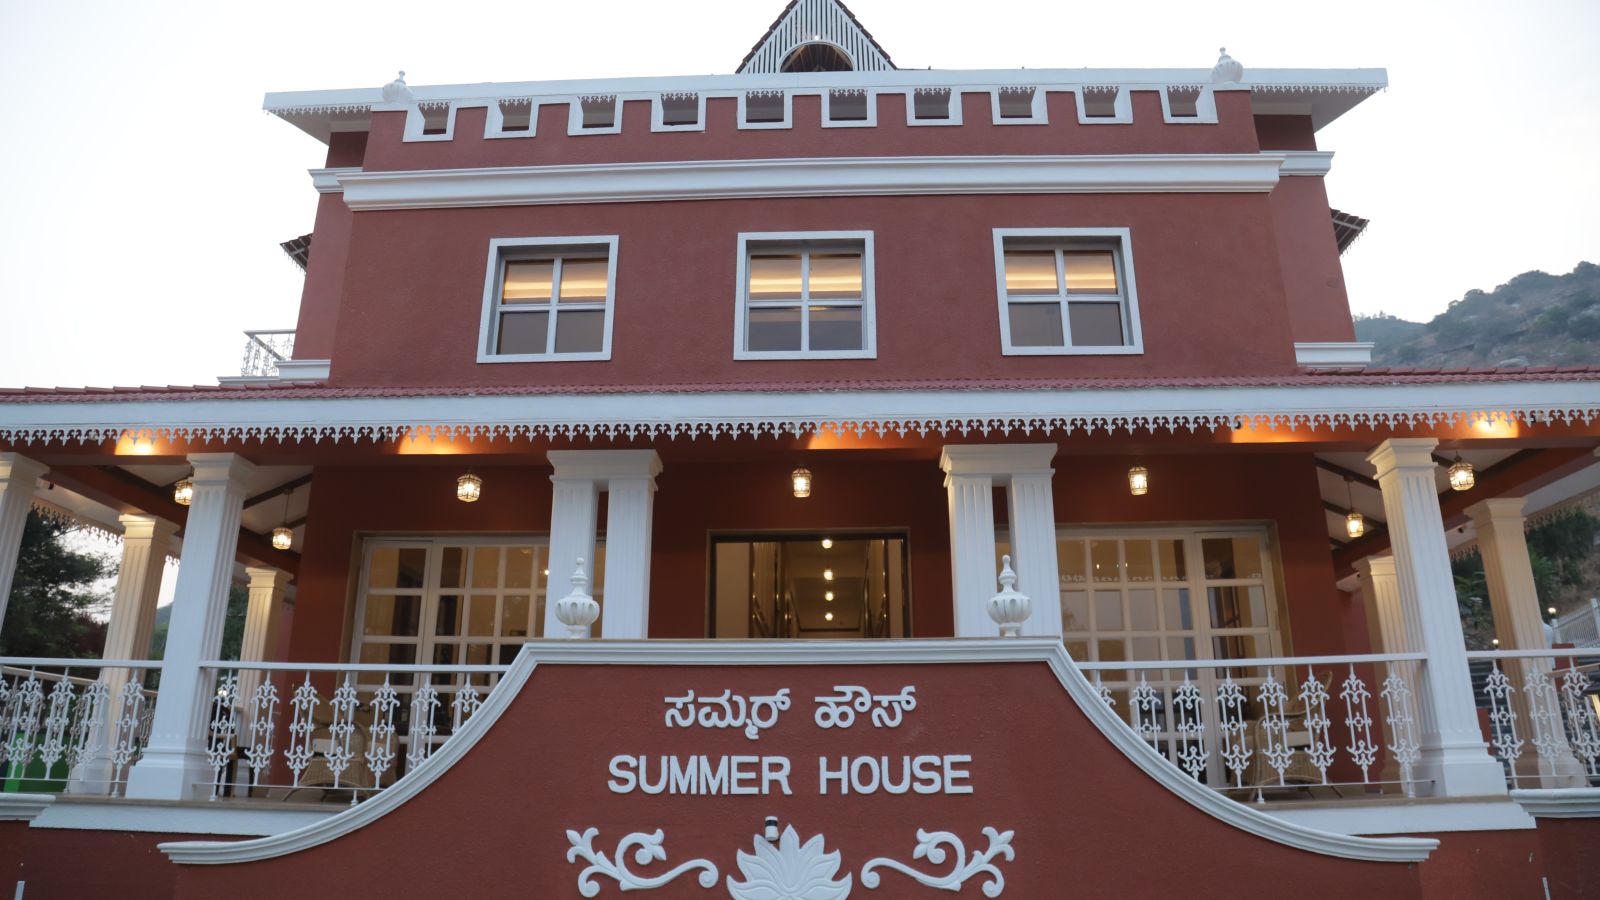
0,0,1596,389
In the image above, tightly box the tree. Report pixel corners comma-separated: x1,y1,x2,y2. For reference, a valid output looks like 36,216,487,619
0,511,113,658
1452,510,1600,646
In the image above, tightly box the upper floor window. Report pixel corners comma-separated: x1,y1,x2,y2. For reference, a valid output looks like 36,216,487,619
735,232,876,360
992,228,1143,355
478,237,617,363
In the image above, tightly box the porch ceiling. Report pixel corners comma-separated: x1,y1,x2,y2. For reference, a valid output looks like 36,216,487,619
117,463,313,546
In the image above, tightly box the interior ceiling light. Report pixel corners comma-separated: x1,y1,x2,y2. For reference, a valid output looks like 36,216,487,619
823,568,834,581
272,488,295,551
792,466,812,498
173,477,194,506
457,472,483,503
1344,476,1366,539
821,537,833,549
1447,454,1476,492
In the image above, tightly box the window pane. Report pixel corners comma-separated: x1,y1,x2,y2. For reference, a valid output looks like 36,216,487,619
1202,536,1263,580
369,547,427,590
1129,589,1158,630
439,547,467,589
1208,586,1269,630
468,596,496,636
1058,539,1087,584
749,255,803,299
363,595,420,637
498,310,549,354
435,595,462,636
1163,588,1193,632
1063,251,1118,293
748,306,802,351
505,548,535,590
1008,302,1063,347
1069,303,1125,347
1094,590,1123,630
553,309,605,353
1157,540,1187,581
809,253,862,299
502,260,554,303
1089,540,1119,582
1096,638,1127,663
558,258,609,302
432,644,457,665
809,306,862,351
1062,590,1089,631
1003,251,1058,295
472,547,501,589
501,595,531,638
1212,635,1258,661
1124,541,1154,582
361,643,417,665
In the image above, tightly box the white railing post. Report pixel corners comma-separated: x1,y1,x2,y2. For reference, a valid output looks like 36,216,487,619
126,453,255,800
0,453,49,632
1368,438,1506,796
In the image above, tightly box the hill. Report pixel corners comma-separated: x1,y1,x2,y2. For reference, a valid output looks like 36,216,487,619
1354,261,1600,367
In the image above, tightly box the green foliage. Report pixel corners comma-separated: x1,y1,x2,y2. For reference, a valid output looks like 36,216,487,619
0,512,112,658
148,583,250,661
1452,510,1600,646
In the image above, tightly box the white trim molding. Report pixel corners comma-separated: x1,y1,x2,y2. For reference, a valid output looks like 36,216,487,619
1295,341,1374,368
0,792,53,822
1264,798,1535,835
991,227,1144,356
3,378,1600,446
1510,788,1600,818
272,359,331,381
161,639,1435,865
336,154,1290,211
1277,150,1336,177
308,167,360,193
31,798,335,835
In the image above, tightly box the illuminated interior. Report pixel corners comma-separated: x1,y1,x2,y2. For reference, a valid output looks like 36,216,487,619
712,534,909,638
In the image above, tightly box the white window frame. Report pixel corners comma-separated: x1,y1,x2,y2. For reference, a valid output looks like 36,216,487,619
991,227,1144,356
734,230,877,361
477,235,619,363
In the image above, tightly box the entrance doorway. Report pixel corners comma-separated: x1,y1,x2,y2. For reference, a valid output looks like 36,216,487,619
709,533,911,639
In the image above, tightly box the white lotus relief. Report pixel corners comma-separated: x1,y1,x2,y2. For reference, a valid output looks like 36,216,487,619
859,827,1015,898
725,825,853,900
565,828,719,897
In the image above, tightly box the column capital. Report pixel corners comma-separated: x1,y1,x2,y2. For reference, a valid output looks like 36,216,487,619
244,566,291,589
939,443,1057,478
1366,438,1440,479
1353,554,1397,580
186,452,256,486
1466,496,1528,526
0,452,49,484
117,514,178,543
546,449,663,483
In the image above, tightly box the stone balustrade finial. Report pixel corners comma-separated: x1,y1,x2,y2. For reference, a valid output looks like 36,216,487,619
988,554,1031,638
553,557,600,638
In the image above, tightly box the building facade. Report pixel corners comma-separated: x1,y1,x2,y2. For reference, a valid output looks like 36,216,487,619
2,2,1599,897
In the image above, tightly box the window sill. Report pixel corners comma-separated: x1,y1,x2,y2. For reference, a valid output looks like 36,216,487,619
733,350,877,361
1000,345,1144,357
477,351,612,363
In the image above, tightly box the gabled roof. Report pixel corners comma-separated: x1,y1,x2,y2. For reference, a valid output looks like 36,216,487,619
737,0,895,74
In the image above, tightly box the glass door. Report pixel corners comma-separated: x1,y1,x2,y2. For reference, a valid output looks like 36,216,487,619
709,533,911,639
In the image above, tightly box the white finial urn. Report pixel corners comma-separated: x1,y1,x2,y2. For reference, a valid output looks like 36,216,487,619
1211,48,1244,84
553,558,600,638
988,554,1031,638
382,70,414,103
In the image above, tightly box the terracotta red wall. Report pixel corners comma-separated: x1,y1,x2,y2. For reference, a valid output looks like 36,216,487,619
291,132,368,361
1533,817,1600,899
15,828,202,900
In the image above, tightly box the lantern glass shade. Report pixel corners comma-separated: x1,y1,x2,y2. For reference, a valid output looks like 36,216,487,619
1345,511,1366,539
456,473,483,503
791,466,812,498
271,526,294,551
1448,456,1476,491
173,478,194,506
1128,466,1149,496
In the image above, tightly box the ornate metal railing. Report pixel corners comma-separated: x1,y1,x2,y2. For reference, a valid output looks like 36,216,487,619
0,659,162,797
1467,648,1600,787
199,661,510,804
241,329,296,377
1077,652,1430,800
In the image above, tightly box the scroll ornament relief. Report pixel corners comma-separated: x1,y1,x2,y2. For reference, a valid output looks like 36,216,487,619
565,823,1014,898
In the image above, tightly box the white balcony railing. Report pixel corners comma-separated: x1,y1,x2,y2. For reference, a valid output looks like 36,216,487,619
200,661,508,803
1077,652,1429,800
1466,648,1600,787
0,659,162,796
241,329,296,377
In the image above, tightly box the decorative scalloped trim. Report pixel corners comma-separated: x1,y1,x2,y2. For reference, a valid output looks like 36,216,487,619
2,404,1597,447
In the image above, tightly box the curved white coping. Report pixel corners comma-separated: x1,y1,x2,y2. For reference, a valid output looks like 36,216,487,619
1510,788,1600,818
336,154,1287,211
1264,798,1534,835
3,380,1599,445
161,639,1434,865
0,792,54,822
31,798,335,836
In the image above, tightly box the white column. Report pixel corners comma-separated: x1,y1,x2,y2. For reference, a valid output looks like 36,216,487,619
598,453,663,639
542,476,598,639
1354,554,1408,784
941,445,1061,638
0,452,49,632
74,514,176,792
1368,438,1505,797
1468,497,1587,787
126,453,255,800
234,567,291,708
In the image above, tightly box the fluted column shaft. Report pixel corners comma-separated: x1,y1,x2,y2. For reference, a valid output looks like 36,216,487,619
940,444,1061,638
542,450,663,639
0,453,49,632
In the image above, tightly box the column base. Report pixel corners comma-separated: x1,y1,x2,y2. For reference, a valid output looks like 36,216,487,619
1511,753,1591,789
124,746,213,801
1417,738,1512,798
